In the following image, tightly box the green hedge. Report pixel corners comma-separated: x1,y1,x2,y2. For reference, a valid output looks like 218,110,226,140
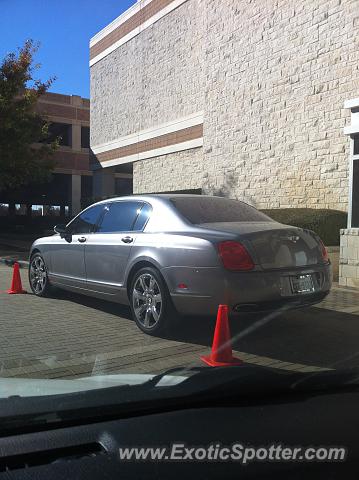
260,208,347,246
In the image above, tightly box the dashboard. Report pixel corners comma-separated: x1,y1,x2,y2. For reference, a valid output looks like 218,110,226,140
0,388,357,479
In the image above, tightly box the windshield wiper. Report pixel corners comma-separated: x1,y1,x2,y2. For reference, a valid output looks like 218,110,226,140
142,366,204,387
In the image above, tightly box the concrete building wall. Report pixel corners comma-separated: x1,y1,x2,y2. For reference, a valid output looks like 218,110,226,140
90,0,359,210
37,93,91,214
340,229,359,287
90,0,205,147
202,0,359,210
133,147,203,193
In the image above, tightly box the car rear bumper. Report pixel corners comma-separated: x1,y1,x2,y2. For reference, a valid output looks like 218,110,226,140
231,290,330,313
162,263,332,316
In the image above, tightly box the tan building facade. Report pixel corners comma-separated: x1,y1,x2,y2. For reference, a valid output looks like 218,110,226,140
0,92,91,217
36,92,91,215
90,0,359,208
90,0,359,283
340,99,359,287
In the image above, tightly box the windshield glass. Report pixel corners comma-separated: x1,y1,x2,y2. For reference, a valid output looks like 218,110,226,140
170,197,274,224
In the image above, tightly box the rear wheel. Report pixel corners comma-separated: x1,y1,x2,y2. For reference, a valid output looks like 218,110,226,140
29,253,51,297
130,267,176,335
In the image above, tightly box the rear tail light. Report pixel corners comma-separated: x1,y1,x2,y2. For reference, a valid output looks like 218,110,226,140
218,241,255,271
319,239,329,263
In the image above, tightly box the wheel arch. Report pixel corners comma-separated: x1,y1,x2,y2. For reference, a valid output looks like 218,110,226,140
29,247,52,274
29,248,41,258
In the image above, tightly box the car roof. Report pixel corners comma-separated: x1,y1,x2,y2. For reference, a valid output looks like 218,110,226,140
92,194,222,205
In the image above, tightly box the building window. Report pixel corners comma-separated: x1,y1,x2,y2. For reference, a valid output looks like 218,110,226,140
350,134,359,228
0,204,9,216
15,204,26,215
354,134,359,156
46,122,72,146
352,158,359,228
81,175,93,200
31,205,43,216
345,105,359,228
81,126,90,148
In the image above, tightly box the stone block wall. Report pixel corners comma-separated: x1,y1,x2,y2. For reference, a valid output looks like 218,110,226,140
202,0,359,210
90,0,205,147
339,229,359,287
91,0,359,209
133,148,204,193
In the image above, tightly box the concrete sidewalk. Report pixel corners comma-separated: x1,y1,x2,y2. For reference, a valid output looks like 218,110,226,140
317,283,359,315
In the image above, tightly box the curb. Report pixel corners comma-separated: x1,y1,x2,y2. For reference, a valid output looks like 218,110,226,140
331,282,359,293
0,258,29,269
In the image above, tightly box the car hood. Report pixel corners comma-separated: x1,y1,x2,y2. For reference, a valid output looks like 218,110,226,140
0,374,187,398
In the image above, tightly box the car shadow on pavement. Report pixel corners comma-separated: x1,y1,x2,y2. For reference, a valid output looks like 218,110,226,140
147,307,359,371
45,287,134,319
44,286,283,349
161,311,280,346
44,286,230,345
41,287,359,370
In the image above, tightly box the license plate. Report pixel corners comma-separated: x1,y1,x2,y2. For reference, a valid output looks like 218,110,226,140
290,274,315,294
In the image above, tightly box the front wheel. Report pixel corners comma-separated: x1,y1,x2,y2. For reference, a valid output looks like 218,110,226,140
130,267,176,335
29,253,51,297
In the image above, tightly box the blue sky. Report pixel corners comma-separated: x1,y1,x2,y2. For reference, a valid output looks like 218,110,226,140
0,0,134,98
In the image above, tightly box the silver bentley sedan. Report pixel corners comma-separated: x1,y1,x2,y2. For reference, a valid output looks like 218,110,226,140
29,195,332,334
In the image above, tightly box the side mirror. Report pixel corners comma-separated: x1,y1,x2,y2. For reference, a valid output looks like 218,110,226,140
54,224,68,237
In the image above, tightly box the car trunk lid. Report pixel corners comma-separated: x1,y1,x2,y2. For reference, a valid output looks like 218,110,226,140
198,222,324,269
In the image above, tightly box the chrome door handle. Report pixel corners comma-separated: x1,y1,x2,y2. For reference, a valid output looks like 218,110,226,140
121,236,133,244
78,236,87,243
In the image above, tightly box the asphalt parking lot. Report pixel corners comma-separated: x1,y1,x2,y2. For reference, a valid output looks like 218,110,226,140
1,264,359,379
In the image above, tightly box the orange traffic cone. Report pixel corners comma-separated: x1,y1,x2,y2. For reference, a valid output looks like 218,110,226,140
7,262,27,294
200,305,242,367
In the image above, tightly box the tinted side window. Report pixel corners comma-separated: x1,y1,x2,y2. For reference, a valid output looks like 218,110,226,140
98,201,142,233
68,204,104,234
133,203,152,231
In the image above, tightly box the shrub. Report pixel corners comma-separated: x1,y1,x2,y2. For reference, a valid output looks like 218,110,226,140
260,208,347,246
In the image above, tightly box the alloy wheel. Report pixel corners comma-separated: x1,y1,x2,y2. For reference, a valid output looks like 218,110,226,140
132,273,163,329
29,255,47,295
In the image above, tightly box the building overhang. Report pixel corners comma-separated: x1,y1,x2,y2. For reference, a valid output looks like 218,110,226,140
91,111,204,169
89,0,190,67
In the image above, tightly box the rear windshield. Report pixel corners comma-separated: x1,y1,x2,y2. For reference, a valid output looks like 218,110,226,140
170,197,274,224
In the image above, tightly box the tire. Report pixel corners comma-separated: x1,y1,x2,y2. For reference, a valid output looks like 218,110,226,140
28,253,51,297
129,267,176,335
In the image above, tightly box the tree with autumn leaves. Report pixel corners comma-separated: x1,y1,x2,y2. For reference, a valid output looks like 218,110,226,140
0,40,58,191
